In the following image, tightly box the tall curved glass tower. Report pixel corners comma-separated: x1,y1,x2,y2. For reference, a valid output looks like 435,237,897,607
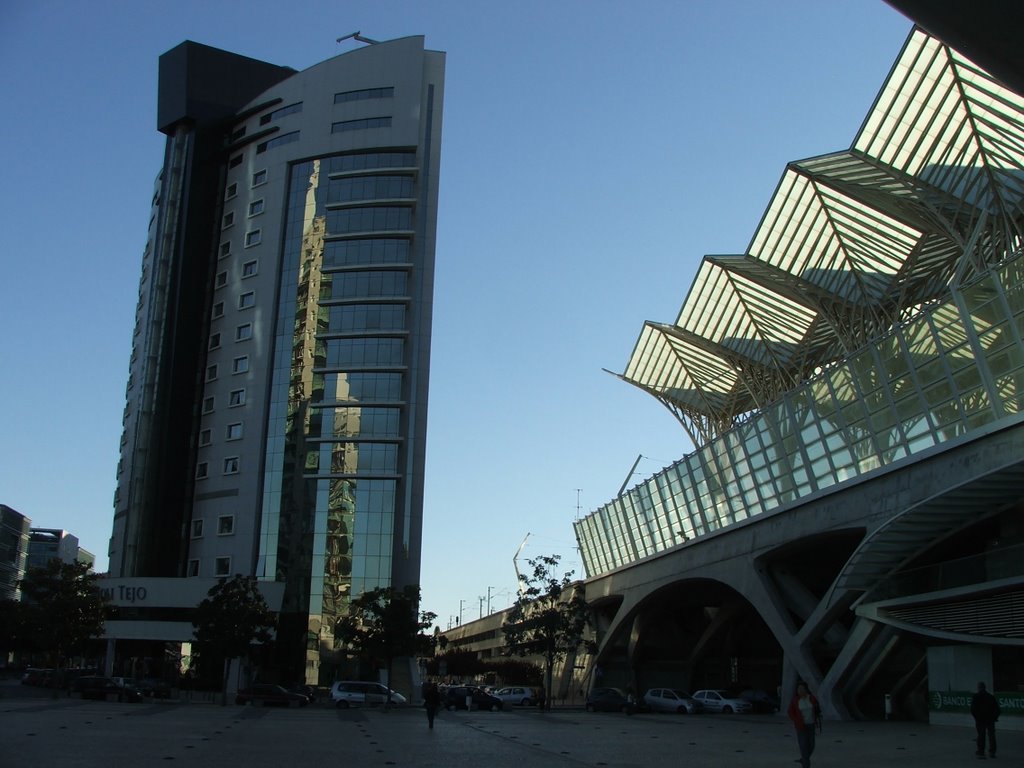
109,36,444,683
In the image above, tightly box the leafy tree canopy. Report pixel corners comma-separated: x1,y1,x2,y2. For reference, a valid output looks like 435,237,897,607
334,584,436,665
16,559,108,665
503,555,593,707
192,575,276,662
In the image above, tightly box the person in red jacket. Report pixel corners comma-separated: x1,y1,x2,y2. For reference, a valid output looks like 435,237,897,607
787,681,822,768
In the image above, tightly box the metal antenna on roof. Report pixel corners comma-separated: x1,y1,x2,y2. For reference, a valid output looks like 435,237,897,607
617,454,646,497
336,31,380,45
513,533,530,595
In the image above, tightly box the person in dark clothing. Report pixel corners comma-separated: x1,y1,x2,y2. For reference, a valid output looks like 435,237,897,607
971,681,1000,758
423,681,441,729
787,681,822,768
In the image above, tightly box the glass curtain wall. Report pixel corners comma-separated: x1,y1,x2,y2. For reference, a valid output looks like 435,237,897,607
258,151,417,682
576,255,1024,577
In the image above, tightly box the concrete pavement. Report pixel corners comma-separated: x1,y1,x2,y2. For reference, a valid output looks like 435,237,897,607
1,691,1019,767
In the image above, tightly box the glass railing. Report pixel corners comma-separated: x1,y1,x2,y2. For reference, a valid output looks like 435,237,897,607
861,542,1024,604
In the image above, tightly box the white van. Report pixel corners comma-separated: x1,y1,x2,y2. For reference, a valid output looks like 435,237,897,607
329,681,406,708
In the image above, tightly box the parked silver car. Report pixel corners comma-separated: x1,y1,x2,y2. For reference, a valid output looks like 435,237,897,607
691,689,752,713
330,681,406,708
643,688,701,714
492,686,537,706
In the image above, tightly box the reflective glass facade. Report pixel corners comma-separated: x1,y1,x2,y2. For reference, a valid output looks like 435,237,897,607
258,145,435,679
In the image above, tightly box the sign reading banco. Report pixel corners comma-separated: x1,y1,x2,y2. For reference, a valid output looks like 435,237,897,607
929,690,1024,716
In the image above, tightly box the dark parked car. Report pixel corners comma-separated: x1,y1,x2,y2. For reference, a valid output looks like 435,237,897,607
72,676,143,702
739,688,780,713
138,678,173,699
289,684,316,704
235,683,308,707
442,685,503,711
21,668,54,687
585,687,631,713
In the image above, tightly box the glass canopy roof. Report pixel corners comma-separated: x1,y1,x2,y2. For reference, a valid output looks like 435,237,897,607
619,28,1024,444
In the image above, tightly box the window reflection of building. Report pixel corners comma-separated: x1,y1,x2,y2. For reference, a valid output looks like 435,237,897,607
262,151,417,681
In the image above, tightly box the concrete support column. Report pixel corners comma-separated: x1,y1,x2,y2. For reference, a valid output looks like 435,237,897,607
104,638,116,676
738,571,823,694
817,616,888,719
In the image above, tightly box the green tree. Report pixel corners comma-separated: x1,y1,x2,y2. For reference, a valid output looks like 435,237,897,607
334,584,436,705
17,560,109,672
503,555,593,710
0,598,23,659
192,575,276,705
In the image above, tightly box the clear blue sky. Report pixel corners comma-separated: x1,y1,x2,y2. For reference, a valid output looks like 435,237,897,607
0,0,912,627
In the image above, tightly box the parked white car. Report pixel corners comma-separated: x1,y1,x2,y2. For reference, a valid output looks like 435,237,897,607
492,686,537,706
329,681,406,708
643,688,701,714
691,689,752,713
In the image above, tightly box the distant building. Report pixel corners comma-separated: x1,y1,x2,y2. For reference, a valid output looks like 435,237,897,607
0,505,31,601
27,528,94,571
107,35,445,685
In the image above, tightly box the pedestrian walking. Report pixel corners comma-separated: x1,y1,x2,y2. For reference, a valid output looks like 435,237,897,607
422,681,441,729
787,681,822,768
971,681,1000,759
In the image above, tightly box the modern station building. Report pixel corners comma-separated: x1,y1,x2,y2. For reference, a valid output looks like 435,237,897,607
570,24,1024,722
443,21,1023,725
107,35,445,686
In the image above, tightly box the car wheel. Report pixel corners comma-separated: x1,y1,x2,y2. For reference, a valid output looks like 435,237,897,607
336,700,349,709
521,698,530,707
722,705,733,714
585,704,594,712
490,704,498,712
677,706,687,714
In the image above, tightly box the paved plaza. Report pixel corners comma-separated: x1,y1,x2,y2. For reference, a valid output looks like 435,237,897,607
2,687,1020,768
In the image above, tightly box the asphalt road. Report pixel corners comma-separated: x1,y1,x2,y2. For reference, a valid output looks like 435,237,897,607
1,688,1019,768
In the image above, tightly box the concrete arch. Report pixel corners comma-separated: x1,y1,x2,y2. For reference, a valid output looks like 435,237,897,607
588,575,784,697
